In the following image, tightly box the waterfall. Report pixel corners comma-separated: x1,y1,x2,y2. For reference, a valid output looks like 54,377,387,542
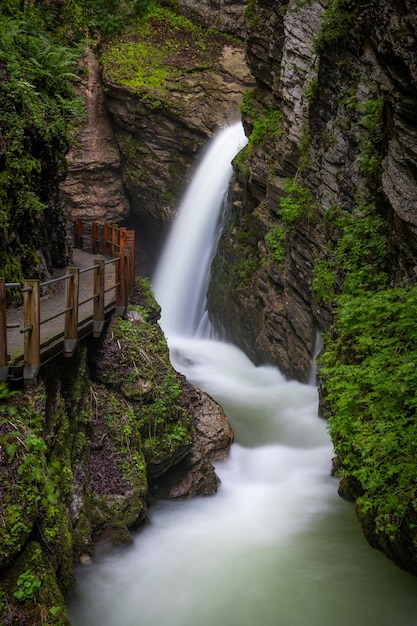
152,122,247,339
67,125,417,626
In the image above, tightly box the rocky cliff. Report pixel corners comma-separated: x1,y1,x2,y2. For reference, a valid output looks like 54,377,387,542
209,0,417,377
206,0,417,573
61,9,253,274
175,0,248,37
60,51,130,224
209,0,327,380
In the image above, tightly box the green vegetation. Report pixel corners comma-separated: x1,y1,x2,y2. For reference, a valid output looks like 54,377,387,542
244,0,259,27
279,179,317,227
266,179,317,266
265,225,286,265
240,91,284,159
60,0,156,40
313,200,388,302
357,96,384,181
0,385,66,565
321,288,417,540
314,0,359,52
1,540,69,626
313,197,417,543
95,283,194,466
100,8,231,104
311,126,416,542
0,0,85,283
14,571,42,602
0,0,161,285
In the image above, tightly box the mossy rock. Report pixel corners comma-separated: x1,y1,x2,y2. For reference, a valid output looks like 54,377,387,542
0,541,71,626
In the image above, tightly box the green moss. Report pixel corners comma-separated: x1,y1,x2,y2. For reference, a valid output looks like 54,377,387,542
263,179,317,267
0,541,71,626
244,0,260,27
279,179,318,226
0,388,65,567
100,9,230,102
321,287,417,542
313,199,388,304
357,96,384,182
314,0,359,52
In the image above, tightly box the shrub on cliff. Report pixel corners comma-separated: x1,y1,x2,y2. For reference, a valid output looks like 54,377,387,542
0,0,85,284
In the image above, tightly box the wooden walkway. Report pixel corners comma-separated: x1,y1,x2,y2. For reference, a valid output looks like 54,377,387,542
0,222,135,383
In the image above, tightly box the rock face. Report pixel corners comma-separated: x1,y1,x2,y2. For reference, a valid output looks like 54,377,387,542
103,40,252,224
60,12,254,275
149,382,234,499
209,0,328,381
208,0,417,379
60,51,130,223
206,0,417,573
176,0,248,37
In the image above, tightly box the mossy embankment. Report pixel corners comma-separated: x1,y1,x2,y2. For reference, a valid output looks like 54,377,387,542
0,278,201,626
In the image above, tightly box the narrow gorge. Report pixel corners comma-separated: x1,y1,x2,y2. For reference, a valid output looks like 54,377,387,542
1,0,417,624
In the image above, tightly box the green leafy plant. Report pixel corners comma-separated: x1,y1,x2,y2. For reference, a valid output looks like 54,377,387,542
266,225,286,265
321,287,417,540
279,179,317,226
13,570,42,602
0,1,85,283
314,0,358,52
357,96,384,181
265,179,317,266
61,0,157,40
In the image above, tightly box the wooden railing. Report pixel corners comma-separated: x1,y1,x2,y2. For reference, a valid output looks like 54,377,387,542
0,220,136,383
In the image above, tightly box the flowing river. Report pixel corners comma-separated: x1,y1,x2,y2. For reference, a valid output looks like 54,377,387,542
67,123,417,626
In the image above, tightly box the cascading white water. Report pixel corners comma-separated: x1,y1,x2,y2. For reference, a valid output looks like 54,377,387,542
152,123,247,338
67,124,417,626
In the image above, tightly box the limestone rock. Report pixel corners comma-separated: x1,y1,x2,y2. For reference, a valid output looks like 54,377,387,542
103,41,254,227
208,0,327,381
60,50,130,223
149,386,234,499
176,0,248,37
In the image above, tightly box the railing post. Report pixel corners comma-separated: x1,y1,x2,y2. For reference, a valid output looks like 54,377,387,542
76,219,84,249
0,278,9,381
104,222,111,256
119,227,127,253
111,225,119,257
115,252,127,316
93,259,105,337
93,221,100,254
125,247,132,296
23,279,40,381
64,267,79,356
127,230,135,286
120,227,134,295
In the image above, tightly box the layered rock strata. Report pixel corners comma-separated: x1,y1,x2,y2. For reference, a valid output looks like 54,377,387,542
61,13,254,275
60,51,130,223
209,0,327,381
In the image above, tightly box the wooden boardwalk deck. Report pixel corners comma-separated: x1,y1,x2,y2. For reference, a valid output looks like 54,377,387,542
1,222,135,383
